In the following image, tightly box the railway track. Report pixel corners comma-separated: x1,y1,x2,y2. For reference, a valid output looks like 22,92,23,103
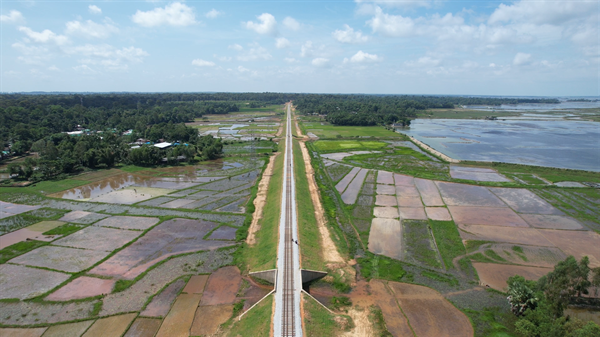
274,103,302,336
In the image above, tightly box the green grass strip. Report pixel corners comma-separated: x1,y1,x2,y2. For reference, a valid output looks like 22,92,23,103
429,220,465,270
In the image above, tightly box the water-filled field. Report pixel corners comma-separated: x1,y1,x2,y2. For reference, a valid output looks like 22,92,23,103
398,119,600,171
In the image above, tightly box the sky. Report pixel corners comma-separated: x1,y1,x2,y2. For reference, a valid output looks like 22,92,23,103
0,0,598,96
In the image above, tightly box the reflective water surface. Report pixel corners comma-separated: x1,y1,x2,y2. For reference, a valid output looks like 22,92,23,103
397,119,600,171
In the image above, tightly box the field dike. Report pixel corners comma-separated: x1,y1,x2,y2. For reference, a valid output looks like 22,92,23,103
247,153,280,245
408,136,460,163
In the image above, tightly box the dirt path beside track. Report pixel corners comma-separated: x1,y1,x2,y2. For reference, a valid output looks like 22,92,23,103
246,153,280,245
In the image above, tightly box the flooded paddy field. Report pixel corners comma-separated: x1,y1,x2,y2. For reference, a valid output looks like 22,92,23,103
398,119,600,171
0,151,268,333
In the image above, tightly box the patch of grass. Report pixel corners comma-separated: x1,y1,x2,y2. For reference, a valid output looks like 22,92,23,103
462,307,518,337
313,140,388,153
469,252,496,264
232,299,246,317
357,253,408,281
429,220,465,270
90,301,102,317
370,305,393,337
303,122,402,139
465,240,494,253
113,279,134,293
25,179,92,194
331,296,352,311
294,139,324,270
484,249,508,263
511,246,528,262
403,220,443,269
42,223,86,236
0,240,48,264
304,294,350,335
227,295,272,337
421,270,459,287
118,165,149,173
458,257,479,280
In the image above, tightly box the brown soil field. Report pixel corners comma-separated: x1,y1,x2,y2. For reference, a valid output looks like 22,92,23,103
520,214,584,230
183,275,209,294
377,171,394,185
458,224,555,246
190,304,233,336
375,195,397,207
373,207,399,219
0,222,64,249
436,181,505,207
564,308,600,326
376,184,396,195
473,262,552,291
399,207,428,220
368,218,403,260
396,196,423,207
425,207,452,221
82,313,137,337
155,293,202,337
449,166,510,182
200,266,242,306
415,179,445,206
141,278,187,317
369,280,413,336
393,173,414,186
123,318,162,337
46,276,115,301
0,328,46,337
247,153,278,245
336,167,361,193
538,229,600,267
389,282,474,337
41,321,94,337
395,185,420,197
490,187,563,215
448,206,529,227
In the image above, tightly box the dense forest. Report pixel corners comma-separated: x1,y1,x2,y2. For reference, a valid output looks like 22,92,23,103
293,94,559,126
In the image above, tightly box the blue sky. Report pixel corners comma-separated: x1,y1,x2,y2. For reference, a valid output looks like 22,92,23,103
1,0,598,95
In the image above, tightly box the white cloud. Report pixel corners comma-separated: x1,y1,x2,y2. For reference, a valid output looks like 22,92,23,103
513,52,532,66
18,26,69,45
214,54,232,62
13,42,50,65
311,57,330,68
333,24,369,43
344,50,380,63
1,10,24,23
238,65,250,73
237,45,272,61
132,2,196,27
300,41,327,58
405,56,441,67
66,20,119,39
367,7,415,37
73,64,98,75
66,44,148,70
229,44,243,51
284,57,298,63
192,59,215,67
282,17,300,31
355,0,434,8
244,13,277,35
48,65,60,71
489,0,596,25
205,9,222,19
276,37,290,49
88,5,102,15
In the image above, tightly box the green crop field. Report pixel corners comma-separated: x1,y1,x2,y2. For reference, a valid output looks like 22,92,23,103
313,140,388,153
302,122,401,138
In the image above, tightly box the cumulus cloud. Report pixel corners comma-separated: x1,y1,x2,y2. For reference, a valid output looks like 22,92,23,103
276,37,290,49
284,57,298,63
488,0,596,25
244,13,277,35
1,10,24,23
344,50,380,63
513,52,532,66
311,57,330,67
205,9,223,19
333,24,369,43
300,41,327,58
132,2,196,27
405,56,441,67
66,44,148,70
18,26,69,45
192,59,215,67
12,42,50,65
88,5,102,15
367,7,415,37
229,44,243,51
355,0,434,8
65,20,119,39
73,64,98,75
237,44,272,61
282,17,300,31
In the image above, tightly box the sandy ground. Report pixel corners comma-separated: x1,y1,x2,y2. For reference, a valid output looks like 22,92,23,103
473,263,552,291
246,152,279,245
297,136,344,263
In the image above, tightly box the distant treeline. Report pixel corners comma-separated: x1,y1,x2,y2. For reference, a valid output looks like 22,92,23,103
293,94,559,126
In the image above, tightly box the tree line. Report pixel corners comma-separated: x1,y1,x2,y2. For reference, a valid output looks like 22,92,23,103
507,255,600,336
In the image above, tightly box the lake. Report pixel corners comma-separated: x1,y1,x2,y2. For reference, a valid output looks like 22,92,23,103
397,119,600,172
